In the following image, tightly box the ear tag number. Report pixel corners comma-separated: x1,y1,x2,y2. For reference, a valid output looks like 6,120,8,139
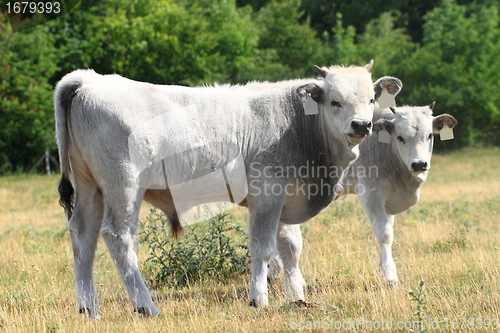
440,125,454,141
378,129,391,144
304,95,318,115
378,88,396,110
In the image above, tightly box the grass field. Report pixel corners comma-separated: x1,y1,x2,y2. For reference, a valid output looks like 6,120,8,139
0,148,499,332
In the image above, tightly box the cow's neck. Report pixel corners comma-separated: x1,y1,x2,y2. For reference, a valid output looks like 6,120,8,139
281,90,358,208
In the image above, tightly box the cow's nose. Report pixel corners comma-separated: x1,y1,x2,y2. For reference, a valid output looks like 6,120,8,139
411,161,428,172
351,120,372,135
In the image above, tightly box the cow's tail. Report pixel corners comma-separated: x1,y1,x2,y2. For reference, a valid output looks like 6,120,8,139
54,72,83,221
169,210,183,239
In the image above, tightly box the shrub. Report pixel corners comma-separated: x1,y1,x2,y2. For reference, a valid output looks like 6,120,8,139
139,205,251,288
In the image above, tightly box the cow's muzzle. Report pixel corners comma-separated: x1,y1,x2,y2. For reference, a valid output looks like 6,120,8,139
350,120,372,136
411,160,429,173
347,120,372,143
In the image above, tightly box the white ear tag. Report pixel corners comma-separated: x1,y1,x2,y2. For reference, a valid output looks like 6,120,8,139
440,125,454,141
378,88,396,110
304,95,318,115
378,129,391,144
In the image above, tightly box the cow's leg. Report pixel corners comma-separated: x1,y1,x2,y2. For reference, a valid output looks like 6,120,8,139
358,191,398,286
275,223,306,301
247,199,283,307
100,186,159,316
68,185,104,319
267,246,283,281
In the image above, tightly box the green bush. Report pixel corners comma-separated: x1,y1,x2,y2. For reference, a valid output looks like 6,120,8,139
139,206,250,288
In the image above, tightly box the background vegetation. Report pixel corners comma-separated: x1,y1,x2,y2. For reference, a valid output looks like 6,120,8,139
1,0,500,173
0,149,498,331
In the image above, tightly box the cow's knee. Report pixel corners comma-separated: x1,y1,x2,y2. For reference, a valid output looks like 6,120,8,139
267,247,283,282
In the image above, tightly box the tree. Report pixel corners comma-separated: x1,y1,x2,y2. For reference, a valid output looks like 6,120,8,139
48,0,257,86
299,0,437,44
401,0,500,147
237,0,323,82
0,15,59,173
356,11,416,79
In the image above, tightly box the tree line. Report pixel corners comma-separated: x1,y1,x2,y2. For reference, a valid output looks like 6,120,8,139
1,0,499,173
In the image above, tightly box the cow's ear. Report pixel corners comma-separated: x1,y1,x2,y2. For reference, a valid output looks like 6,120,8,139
373,76,403,100
364,59,374,73
433,114,457,134
373,119,395,134
297,83,325,104
313,65,327,78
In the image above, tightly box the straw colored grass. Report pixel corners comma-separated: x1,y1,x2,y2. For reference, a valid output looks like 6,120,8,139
0,148,499,332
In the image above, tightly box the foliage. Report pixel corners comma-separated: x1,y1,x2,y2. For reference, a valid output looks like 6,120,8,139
0,16,59,174
398,0,500,147
2,0,500,172
319,13,358,67
356,11,417,79
139,206,250,287
49,0,257,86
237,0,323,82
298,0,439,44
257,0,321,73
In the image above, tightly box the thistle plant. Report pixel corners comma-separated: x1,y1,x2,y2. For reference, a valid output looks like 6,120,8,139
409,280,429,333
139,205,250,287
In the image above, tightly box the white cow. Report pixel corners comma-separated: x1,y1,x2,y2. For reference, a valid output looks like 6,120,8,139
54,62,402,317
268,103,457,292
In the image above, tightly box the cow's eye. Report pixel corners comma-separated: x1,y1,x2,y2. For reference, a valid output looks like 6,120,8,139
331,100,341,107
397,136,405,144
370,99,375,104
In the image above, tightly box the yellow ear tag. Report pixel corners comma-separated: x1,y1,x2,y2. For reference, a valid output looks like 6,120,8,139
378,88,396,110
304,95,318,115
440,125,454,141
378,129,390,144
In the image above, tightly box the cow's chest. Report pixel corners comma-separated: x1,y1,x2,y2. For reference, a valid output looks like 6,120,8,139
384,182,420,215
280,178,336,224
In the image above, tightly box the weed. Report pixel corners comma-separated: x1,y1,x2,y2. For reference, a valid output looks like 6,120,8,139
432,219,471,253
45,324,57,333
139,205,251,288
432,231,467,253
409,280,429,333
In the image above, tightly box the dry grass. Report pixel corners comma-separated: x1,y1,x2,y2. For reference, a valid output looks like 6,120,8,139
0,148,499,332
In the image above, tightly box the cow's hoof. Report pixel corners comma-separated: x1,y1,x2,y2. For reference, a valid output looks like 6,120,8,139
79,307,102,320
291,300,324,309
249,299,263,308
384,280,399,289
134,306,160,317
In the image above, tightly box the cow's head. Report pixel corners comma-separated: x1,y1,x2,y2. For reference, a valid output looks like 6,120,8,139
297,61,402,149
373,103,457,182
